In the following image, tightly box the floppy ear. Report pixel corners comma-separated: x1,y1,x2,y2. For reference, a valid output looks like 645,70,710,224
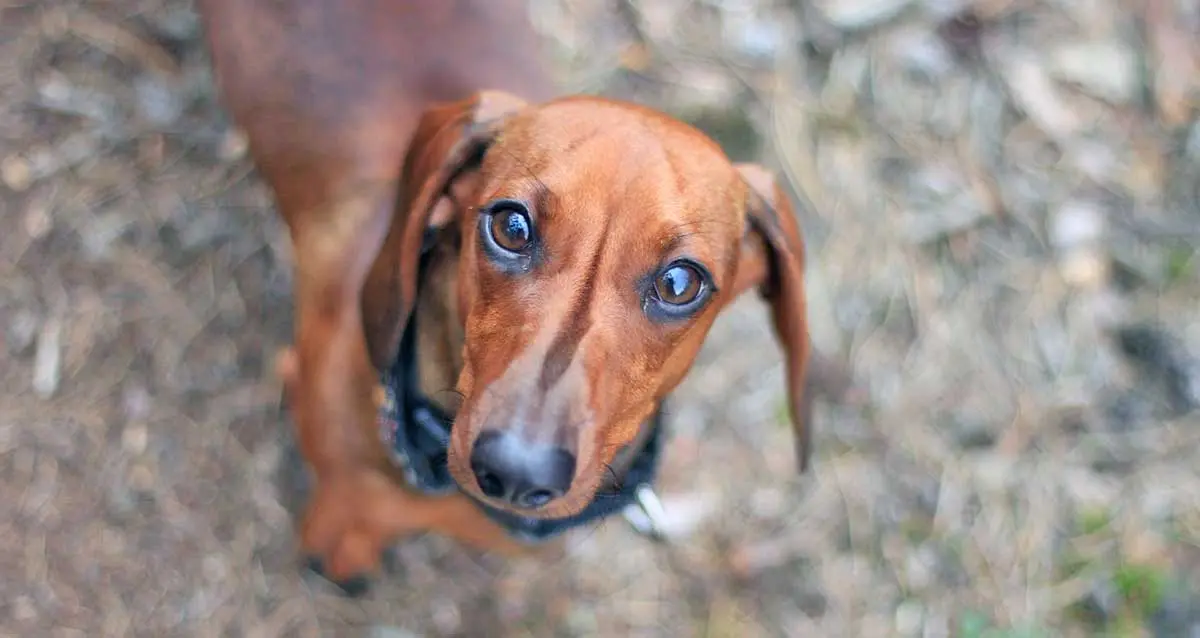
732,163,814,473
361,91,528,370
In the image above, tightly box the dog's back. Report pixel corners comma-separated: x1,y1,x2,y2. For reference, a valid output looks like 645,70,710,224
196,0,555,215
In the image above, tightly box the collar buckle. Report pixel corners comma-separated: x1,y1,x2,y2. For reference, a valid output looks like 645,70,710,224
622,483,671,543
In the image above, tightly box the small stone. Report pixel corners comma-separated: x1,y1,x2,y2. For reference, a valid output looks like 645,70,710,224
0,423,13,455
1137,483,1176,522
1069,140,1121,183
121,385,152,422
138,135,166,170
430,598,461,634
1002,54,1081,141
32,319,62,398
922,610,950,638
1059,250,1110,289
726,18,786,61
35,73,71,104
106,482,137,517
634,1,685,42
1115,324,1199,413
23,202,52,240
56,132,97,167
12,595,36,622
202,554,227,583
905,545,938,591
1172,360,1200,413
217,129,248,161
2,155,32,191
750,487,789,518
121,424,148,455
890,27,955,78
7,310,39,355
134,76,183,126
1051,201,1106,250
81,211,133,259
128,464,155,492
154,6,201,39
816,0,914,29
921,0,972,20
1063,467,1120,510
972,453,1015,492
1050,41,1140,104
99,527,126,556
672,65,741,111
367,626,420,638
1150,589,1200,638
895,600,924,636
1077,579,1122,626
1123,527,1169,566
953,419,996,449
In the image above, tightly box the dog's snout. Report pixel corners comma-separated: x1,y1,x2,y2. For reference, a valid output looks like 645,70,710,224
469,431,576,509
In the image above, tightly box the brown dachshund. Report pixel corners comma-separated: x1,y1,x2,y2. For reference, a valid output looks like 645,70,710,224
196,0,813,595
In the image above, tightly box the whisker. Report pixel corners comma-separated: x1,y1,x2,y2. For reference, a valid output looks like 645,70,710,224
600,461,624,494
494,145,561,215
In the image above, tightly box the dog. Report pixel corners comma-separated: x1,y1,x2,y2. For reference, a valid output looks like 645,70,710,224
196,0,813,595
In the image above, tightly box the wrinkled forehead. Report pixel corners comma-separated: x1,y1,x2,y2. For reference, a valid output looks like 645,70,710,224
479,99,748,272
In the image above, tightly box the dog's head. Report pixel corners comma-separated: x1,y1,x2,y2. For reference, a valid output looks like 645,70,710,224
365,93,810,519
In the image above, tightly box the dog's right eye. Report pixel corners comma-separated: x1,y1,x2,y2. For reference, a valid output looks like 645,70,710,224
478,200,538,274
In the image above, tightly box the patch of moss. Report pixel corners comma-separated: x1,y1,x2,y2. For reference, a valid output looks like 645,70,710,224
1112,563,1168,620
898,516,933,544
1076,506,1113,536
1067,563,1173,635
774,398,791,428
1057,547,1093,580
1164,244,1195,285
957,610,1049,638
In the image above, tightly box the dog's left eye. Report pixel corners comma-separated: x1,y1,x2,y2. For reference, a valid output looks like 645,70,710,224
645,259,713,320
655,263,703,305
490,206,532,253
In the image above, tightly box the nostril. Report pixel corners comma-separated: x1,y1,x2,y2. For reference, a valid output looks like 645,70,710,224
474,467,506,498
516,487,560,510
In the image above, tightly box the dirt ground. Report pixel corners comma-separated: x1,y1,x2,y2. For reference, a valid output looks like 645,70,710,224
2,0,1199,636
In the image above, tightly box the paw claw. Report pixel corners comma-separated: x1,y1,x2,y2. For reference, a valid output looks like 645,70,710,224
304,555,325,577
304,556,372,598
335,574,371,598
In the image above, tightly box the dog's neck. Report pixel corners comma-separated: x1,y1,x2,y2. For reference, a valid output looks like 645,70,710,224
408,231,652,487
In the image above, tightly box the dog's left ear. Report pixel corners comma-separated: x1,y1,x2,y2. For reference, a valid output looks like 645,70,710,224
732,163,814,473
362,91,527,370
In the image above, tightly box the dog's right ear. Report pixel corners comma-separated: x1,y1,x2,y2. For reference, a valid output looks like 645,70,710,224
362,91,527,370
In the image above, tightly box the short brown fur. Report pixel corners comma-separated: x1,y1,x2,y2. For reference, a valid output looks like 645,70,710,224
196,0,812,586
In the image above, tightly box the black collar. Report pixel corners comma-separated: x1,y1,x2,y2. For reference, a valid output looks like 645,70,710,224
376,242,666,544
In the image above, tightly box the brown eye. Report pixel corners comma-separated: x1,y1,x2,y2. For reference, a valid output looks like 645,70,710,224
489,206,532,252
654,262,704,306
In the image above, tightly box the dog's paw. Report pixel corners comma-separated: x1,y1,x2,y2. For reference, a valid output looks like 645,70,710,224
298,468,405,596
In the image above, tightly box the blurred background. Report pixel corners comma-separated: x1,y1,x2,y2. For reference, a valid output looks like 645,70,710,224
1,0,1198,636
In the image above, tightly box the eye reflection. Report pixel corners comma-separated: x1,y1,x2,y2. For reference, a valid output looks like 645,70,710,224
490,207,532,252
654,262,703,306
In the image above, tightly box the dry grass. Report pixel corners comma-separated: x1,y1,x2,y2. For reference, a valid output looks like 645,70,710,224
2,0,1198,636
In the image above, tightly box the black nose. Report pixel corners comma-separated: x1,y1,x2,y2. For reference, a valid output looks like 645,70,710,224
469,431,576,509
